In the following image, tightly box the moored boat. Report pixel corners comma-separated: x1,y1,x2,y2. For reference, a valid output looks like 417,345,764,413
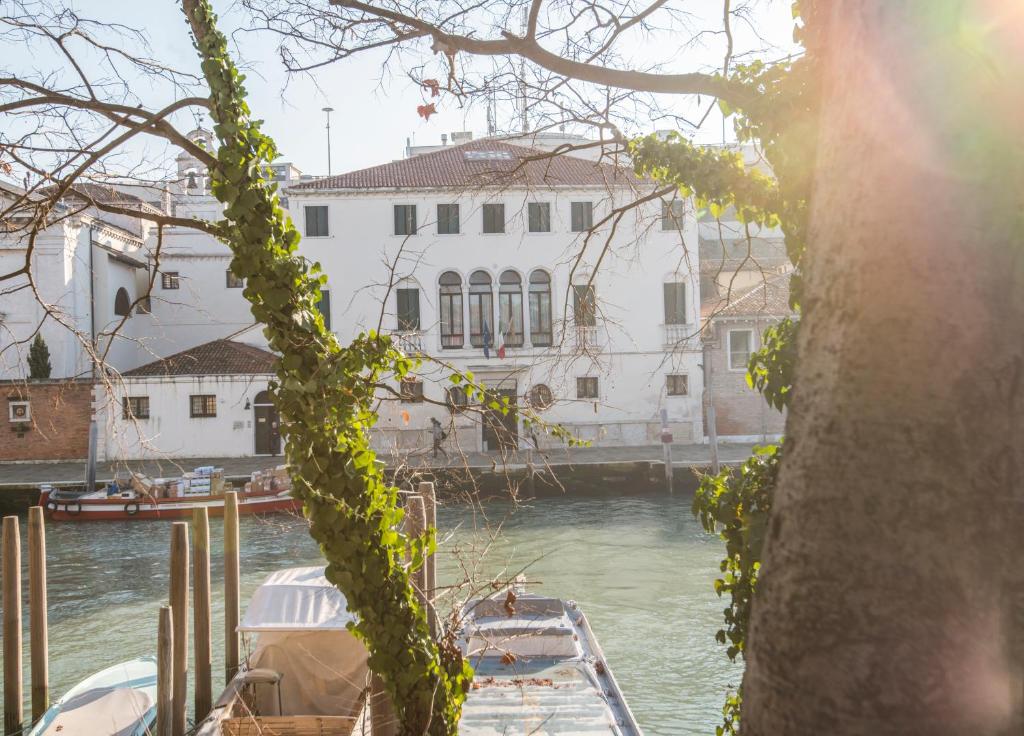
27,657,158,736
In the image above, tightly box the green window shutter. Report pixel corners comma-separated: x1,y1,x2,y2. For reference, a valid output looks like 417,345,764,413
664,282,686,324
397,288,420,330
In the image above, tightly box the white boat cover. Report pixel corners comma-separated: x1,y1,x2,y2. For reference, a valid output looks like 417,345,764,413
240,566,359,632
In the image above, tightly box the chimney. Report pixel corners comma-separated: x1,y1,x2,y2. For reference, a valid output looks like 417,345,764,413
441,133,448,146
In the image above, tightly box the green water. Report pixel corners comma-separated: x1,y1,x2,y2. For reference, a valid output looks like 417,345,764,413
0,494,740,734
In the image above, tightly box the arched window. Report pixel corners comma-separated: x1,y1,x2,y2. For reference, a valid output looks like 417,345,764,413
468,270,493,348
528,270,552,346
438,271,464,349
498,270,524,348
114,287,131,317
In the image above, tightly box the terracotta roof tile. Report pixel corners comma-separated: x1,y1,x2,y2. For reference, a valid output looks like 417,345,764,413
291,139,641,191
124,339,277,377
704,271,794,319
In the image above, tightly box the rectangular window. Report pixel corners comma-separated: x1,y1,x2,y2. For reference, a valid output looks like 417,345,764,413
437,203,460,234
226,270,245,288
400,379,424,403
305,205,329,237
316,289,332,331
528,202,551,233
396,288,420,331
482,203,505,234
663,282,687,324
161,271,180,290
666,375,689,396
576,377,599,399
123,396,151,419
190,394,217,418
661,200,684,231
570,201,594,232
728,329,754,371
440,285,464,349
572,284,597,327
394,204,418,235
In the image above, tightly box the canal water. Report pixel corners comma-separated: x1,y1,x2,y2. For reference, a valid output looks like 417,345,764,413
0,493,740,734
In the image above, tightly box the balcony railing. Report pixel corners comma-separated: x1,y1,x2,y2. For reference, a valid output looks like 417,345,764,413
574,325,601,351
664,323,698,350
391,330,425,355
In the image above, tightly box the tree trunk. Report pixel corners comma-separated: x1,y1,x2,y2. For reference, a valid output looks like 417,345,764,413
742,3,1024,735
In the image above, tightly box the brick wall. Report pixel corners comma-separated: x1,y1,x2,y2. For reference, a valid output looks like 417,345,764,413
704,318,787,439
0,380,94,461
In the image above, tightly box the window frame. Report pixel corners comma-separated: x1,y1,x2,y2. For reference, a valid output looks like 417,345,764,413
570,201,594,232
189,394,217,418
482,203,505,234
727,329,755,372
468,270,494,348
316,288,332,331
661,199,685,231
528,270,553,347
666,374,689,397
123,395,151,419
663,281,687,325
161,271,180,290
396,287,421,332
437,203,460,235
527,202,551,233
304,205,330,237
439,271,465,349
497,270,524,348
226,270,245,288
394,204,418,236
572,284,597,327
8,400,30,423
576,376,599,400
400,378,425,403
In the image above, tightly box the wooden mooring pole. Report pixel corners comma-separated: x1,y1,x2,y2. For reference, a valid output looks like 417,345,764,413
2,516,22,736
370,673,397,736
156,605,173,736
28,507,49,722
404,493,427,609
169,522,189,736
193,507,212,719
418,481,437,597
224,491,240,684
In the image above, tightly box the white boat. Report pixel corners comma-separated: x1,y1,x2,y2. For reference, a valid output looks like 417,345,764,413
27,657,157,736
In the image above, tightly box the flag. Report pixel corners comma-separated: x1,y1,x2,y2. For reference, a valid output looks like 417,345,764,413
496,320,507,359
482,321,491,358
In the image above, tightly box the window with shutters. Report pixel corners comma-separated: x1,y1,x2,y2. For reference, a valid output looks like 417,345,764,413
468,270,493,347
400,379,424,403
528,202,551,232
576,377,599,399
663,282,687,324
396,288,420,331
305,205,329,237
572,284,597,327
437,203,460,234
661,200,684,231
190,394,217,418
570,201,593,232
498,271,524,347
394,204,418,235
482,203,505,233
123,396,150,419
528,270,553,346
439,271,464,349
728,329,754,371
316,288,332,330
666,375,689,396
161,271,180,290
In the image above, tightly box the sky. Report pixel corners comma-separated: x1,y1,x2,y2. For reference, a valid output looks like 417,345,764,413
4,0,799,180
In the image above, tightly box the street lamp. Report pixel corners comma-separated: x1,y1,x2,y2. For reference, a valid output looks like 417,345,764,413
322,106,335,175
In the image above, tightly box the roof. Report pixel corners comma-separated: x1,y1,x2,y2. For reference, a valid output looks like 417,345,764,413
240,566,358,632
39,182,164,215
123,339,277,377
704,271,794,320
291,139,641,191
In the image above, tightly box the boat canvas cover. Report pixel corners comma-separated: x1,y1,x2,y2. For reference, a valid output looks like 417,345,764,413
240,566,359,631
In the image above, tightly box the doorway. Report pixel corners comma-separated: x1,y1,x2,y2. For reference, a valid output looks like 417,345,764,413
482,385,518,452
253,390,281,455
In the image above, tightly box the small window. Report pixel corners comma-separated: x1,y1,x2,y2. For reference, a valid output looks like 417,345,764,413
728,330,754,371
8,400,30,422
666,375,689,396
661,200,684,231
528,202,551,233
572,284,597,327
576,377,599,399
161,272,180,290
394,204,418,235
528,384,553,410
437,203,460,234
396,288,420,331
316,288,332,331
123,396,151,419
305,205,329,237
136,295,152,314
226,271,245,288
482,203,505,234
114,287,131,317
570,201,593,232
190,394,217,418
400,379,424,403
446,385,468,413
663,282,687,325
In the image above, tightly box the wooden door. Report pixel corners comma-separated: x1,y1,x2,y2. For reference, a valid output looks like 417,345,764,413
253,391,280,455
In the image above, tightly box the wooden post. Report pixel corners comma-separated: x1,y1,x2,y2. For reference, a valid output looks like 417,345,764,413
417,481,437,596
370,673,397,736
192,507,212,719
404,494,427,607
2,516,22,736
28,507,48,722
224,491,240,684
156,605,173,736
169,522,189,736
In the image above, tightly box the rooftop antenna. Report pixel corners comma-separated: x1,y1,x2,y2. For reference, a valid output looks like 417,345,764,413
518,8,528,134
486,90,496,137
322,106,335,175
